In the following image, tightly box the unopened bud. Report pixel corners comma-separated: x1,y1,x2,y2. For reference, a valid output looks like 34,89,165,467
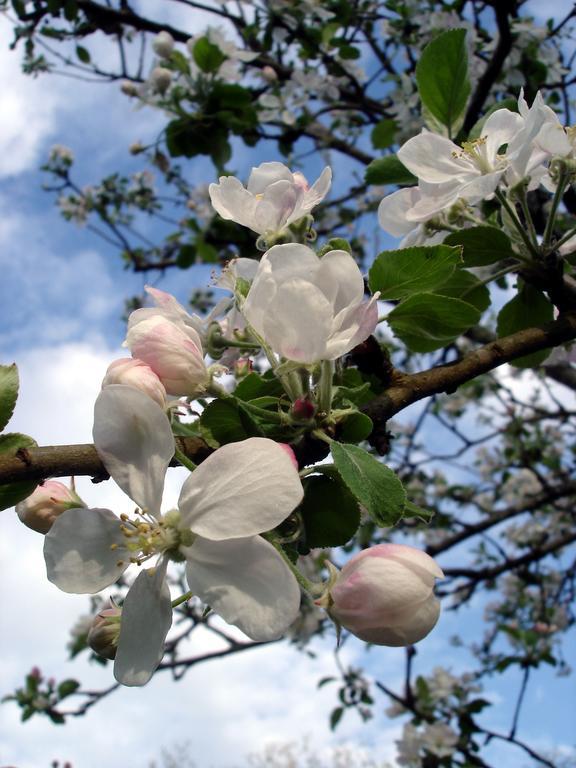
291,397,316,422
102,358,167,408
149,66,172,94
326,544,444,647
16,481,86,534
87,602,122,660
125,314,209,397
260,65,278,82
234,358,253,379
120,80,140,98
152,31,175,59
129,142,145,155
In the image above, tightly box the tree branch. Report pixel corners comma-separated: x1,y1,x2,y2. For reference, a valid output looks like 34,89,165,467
363,311,576,425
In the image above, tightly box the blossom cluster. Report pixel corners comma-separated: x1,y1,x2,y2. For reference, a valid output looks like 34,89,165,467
378,90,575,250
13,159,447,688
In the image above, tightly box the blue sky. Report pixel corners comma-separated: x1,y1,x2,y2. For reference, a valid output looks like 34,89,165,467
1,3,575,766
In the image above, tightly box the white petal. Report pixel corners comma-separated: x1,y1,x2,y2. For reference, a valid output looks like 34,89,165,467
113,560,172,686
44,508,126,593
482,108,523,159
378,188,422,236
185,536,301,640
262,279,333,363
398,132,474,183
178,437,303,539
247,161,293,194
315,249,365,313
252,180,300,234
93,385,174,517
209,176,260,231
287,166,332,224
350,595,441,647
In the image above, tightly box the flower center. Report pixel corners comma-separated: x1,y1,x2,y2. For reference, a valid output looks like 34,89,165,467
451,136,497,174
112,508,195,567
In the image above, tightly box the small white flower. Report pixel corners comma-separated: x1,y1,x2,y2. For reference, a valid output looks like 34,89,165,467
209,161,332,237
243,243,379,364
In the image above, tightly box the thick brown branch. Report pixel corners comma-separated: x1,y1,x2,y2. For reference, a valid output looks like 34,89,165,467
1,314,575,486
364,311,576,425
0,437,210,485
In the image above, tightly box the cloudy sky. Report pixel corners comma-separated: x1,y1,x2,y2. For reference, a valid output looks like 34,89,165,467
1,2,575,766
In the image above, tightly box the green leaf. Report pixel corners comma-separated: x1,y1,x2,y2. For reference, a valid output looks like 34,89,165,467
434,269,491,313
330,706,344,731
331,443,406,527
339,412,373,442
57,679,79,700
387,293,481,352
416,29,471,137
444,227,515,267
403,500,434,523
176,244,196,268
338,44,360,60
369,245,462,300
75,45,91,64
0,433,38,511
196,240,219,263
199,399,263,448
234,372,284,401
0,363,19,432
365,155,417,186
496,284,555,368
300,475,360,547
193,37,227,73
371,118,397,150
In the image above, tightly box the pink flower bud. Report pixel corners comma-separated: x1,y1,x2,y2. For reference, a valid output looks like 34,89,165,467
126,315,209,397
16,481,86,534
328,544,444,647
291,397,316,421
87,602,122,660
102,358,167,408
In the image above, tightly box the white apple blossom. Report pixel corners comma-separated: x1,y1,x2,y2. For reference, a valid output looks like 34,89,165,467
242,244,379,364
44,386,304,685
209,161,332,237
328,543,444,646
397,108,523,217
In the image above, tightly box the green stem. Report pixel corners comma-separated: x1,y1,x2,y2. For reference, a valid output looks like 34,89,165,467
263,533,325,597
548,226,576,256
174,447,197,472
207,381,286,423
311,429,334,445
317,359,335,415
543,171,569,249
495,190,539,259
171,591,193,609
516,187,539,249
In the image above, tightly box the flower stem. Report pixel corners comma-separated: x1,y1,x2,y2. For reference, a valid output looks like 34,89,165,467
543,170,569,249
495,190,539,259
174,447,197,472
317,359,335,415
263,533,325,597
171,591,193,608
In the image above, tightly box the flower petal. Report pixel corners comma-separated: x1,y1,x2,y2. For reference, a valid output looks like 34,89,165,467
398,131,475,183
178,437,303,539
247,161,293,194
44,507,126,593
113,559,172,686
93,385,174,516
185,535,301,640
